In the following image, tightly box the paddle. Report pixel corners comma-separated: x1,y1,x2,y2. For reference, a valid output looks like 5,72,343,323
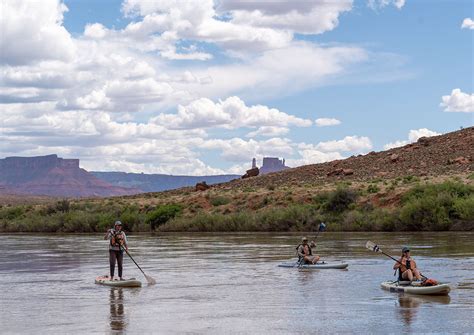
365,241,427,280
121,246,157,285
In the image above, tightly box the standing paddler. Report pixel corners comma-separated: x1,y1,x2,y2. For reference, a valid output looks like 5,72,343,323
104,221,128,280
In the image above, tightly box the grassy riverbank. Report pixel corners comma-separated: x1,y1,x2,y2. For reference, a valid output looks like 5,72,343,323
1,179,473,233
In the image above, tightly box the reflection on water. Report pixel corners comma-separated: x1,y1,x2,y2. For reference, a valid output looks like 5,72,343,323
396,294,451,326
0,232,472,333
109,288,126,333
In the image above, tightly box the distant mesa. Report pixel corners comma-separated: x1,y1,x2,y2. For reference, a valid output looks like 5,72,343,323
0,154,139,197
0,154,241,197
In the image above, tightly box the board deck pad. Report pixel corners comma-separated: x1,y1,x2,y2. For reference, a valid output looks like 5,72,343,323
95,276,142,287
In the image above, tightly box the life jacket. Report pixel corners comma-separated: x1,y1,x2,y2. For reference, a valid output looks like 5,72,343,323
110,230,125,248
400,258,416,272
296,244,312,260
397,258,417,279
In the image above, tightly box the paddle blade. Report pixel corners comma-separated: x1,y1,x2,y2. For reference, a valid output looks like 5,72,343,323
365,240,381,253
145,274,156,285
318,222,327,232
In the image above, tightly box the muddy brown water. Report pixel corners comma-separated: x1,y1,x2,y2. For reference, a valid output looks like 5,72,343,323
0,232,473,333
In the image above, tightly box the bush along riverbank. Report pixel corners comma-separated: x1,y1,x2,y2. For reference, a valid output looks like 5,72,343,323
0,181,473,233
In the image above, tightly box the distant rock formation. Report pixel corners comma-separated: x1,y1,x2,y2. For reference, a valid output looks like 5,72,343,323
0,155,139,197
242,167,259,179
195,181,210,191
256,157,290,174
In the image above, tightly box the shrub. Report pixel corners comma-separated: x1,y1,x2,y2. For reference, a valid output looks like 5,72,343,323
210,196,231,207
324,187,358,212
402,181,473,203
0,206,24,220
367,184,380,194
145,204,182,230
399,198,450,231
401,175,420,184
56,199,70,213
119,206,144,231
312,192,329,209
453,197,474,220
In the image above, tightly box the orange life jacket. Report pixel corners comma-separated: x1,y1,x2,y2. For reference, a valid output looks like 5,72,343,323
110,231,125,247
399,257,417,272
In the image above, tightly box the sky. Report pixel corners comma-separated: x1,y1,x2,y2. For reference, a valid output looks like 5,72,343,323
1,0,473,175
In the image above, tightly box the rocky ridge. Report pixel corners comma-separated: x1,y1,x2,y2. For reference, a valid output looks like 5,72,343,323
212,127,473,191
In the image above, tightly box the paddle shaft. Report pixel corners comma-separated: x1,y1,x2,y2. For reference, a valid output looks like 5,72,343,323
122,247,147,276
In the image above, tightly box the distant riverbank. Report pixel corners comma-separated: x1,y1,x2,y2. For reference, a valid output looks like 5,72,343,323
1,180,473,233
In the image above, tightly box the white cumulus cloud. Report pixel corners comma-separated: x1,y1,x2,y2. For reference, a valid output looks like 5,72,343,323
155,96,312,130
440,89,474,113
246,126,290,138
383,128,440,150
314,136,373,152
367,0,406,10
0,0,75,65
220,0,353,35
461,18,474,29
315,118,342,127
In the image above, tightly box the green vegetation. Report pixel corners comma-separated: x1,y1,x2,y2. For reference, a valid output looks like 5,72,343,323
367,184,380,194
145,204,182,230
209,196,231,207
1,181,473,232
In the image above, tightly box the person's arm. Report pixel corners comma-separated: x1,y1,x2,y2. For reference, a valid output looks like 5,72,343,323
297,245,305,258
393,258,402,270
104,229,112,240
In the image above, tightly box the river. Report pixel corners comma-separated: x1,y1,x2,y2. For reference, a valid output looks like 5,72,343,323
0,232,473,334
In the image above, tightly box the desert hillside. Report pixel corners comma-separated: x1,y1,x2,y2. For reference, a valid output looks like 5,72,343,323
1,127,473,232
213,126,473,190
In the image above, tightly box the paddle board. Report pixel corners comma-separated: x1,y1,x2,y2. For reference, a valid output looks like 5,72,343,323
95,276,142,287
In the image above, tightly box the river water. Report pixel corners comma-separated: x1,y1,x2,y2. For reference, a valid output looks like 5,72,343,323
0,232,473,334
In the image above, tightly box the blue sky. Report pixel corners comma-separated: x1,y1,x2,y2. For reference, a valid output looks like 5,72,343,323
1,0,473,175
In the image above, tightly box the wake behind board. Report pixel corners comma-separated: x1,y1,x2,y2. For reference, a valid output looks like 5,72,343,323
381,280,450,295
95,276,142,287
278,260,349,269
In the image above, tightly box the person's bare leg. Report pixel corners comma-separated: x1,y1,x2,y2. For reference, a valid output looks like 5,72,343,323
311,256,320,264
402,270,414,281
413,269,422,280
